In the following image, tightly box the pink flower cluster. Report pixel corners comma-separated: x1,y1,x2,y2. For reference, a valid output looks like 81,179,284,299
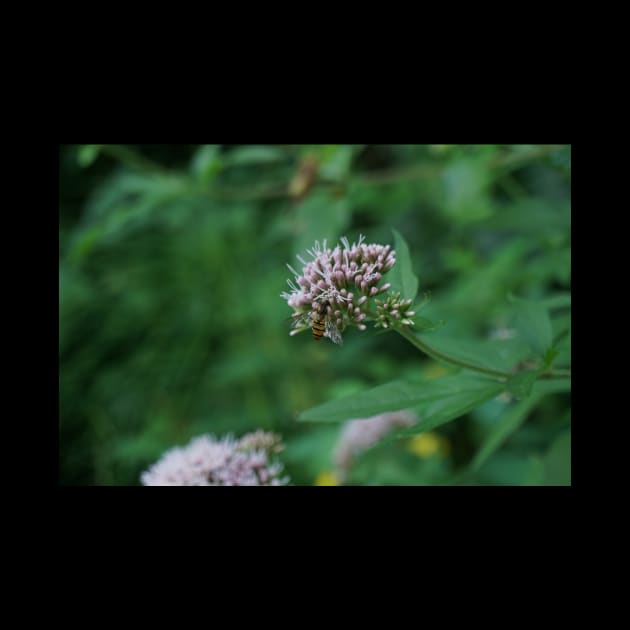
141,431,289,486
282,235,396,339
374,291,416,329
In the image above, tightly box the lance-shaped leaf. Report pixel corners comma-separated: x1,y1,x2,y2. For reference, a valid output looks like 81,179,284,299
298,374,502,423
388,229,419,302
469,378,571,473
510,295,553,358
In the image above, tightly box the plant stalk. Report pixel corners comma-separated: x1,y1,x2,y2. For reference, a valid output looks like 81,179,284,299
396,327,571,381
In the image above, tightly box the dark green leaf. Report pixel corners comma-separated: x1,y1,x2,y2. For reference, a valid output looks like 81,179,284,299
522,456,547,485
298,374,500,423
414,292,432,311
415,332,530,373
470,395,541,472
386,381,505,440
552,313,571,343
441,157,493,223
542,293,571,310
282,425,342,478
224,145,286,166
449,239,531,310
543,429,571,485
510,296,553,357
543,347,560,369
554,330,571,367
414,317,445,332
531,379,571,395
318,145,355,182
293,191,350,258
389,229,419,302
469,378,571,473
506,370,537,399
473,452,539,486
191,145,222,182
78,144,102,168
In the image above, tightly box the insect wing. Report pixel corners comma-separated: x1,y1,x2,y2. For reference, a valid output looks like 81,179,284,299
325,318,343,346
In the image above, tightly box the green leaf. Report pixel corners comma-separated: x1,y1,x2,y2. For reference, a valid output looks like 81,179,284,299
505,370,537,400
415,332,530,373
543,347,560,369
469,378,571,473
389,229,419,302
543,429,571,485
482,198,570,242
414,291,431,311
414,317,445,333
282,425,342,478
298,374,501,423
387,381,505,440
318,145,355,182
68,225,102,263
542,293,571,311
510,295,553,357
470,395,541,473
448,238,530,310
531,379,571,395
224,145,286,166
78,144,102,168
522,455,547,485
293,191,350,259
190,145,222,183
552,313,571,343
473,452,539,486
441,157,493,223
554,329,571,367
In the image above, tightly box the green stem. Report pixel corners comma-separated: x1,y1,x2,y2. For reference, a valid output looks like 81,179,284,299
395,327,571,381
540,368,571,379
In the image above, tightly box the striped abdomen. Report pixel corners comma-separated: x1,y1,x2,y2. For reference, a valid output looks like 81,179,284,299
312,315,326,340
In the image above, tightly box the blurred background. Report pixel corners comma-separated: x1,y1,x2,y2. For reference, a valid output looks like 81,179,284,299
59,144,571,485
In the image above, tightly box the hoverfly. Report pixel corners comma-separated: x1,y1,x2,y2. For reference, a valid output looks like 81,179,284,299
311,301,343,345
289,300,344,345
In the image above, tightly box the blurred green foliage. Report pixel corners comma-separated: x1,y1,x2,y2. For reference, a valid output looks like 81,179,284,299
59,144,570,485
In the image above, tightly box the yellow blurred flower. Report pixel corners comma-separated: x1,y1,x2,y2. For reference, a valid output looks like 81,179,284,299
314,470,339,486
422,363,449,380
408,432,451,459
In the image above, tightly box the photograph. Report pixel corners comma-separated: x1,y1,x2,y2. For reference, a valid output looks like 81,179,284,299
59,144,571,486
